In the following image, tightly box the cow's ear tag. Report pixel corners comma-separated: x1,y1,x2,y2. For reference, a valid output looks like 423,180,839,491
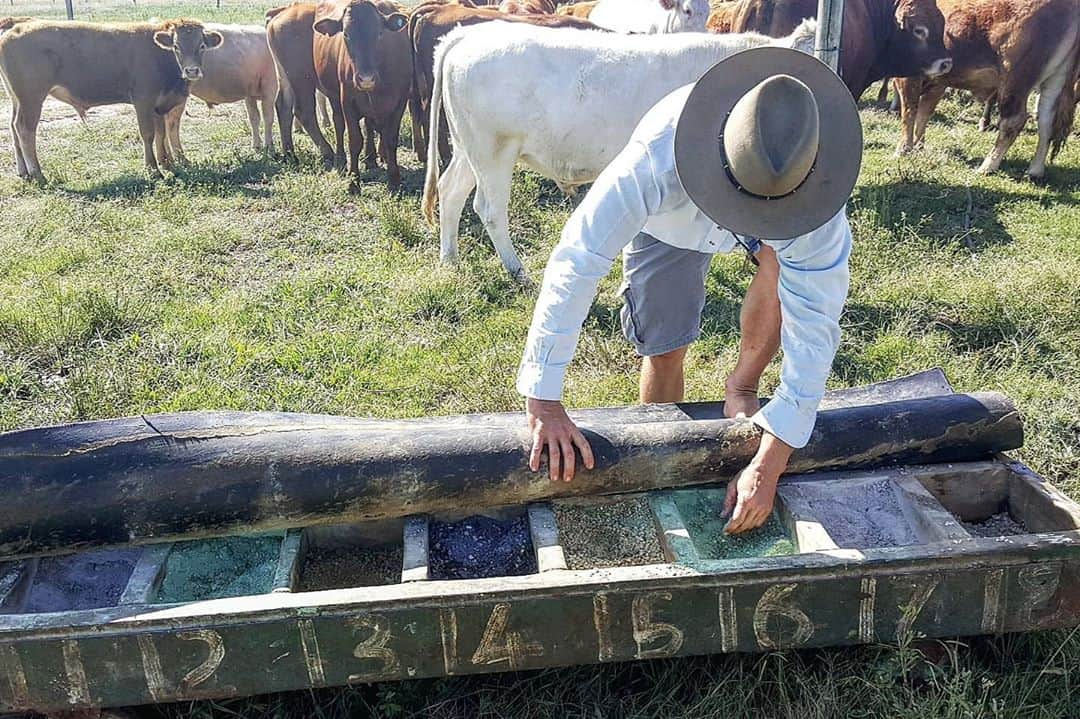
385,13,408,31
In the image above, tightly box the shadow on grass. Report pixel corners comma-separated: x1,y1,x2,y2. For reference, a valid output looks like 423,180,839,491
66,155,289,200
832,295,1060,385
854,176,1079,253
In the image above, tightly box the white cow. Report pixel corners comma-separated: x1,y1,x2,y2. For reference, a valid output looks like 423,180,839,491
165,23,278,156
421,19,817,278
589,0,711,34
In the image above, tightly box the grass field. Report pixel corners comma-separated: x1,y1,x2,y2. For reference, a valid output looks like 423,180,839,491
1,1,1080,717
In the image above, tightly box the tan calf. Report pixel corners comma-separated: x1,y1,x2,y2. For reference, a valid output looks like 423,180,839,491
0,19,222,181
895,0,1079,178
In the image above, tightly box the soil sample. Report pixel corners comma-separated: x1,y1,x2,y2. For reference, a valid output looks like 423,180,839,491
24,549,140,613
675,489,795,560
429,515,537,580
299,545,404,591
156,536,280,603
793,479,918,549
962,512,1028,538
554,497,665,569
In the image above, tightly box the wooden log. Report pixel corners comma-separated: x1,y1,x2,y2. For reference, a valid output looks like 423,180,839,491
0,391,1021,559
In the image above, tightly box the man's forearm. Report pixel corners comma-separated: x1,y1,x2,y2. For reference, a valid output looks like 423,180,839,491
751,430,794,477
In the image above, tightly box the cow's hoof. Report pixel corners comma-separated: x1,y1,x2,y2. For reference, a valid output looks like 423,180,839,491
512,269,533,287
975,161,997,175
1025,169,1047,183
29,171,46,184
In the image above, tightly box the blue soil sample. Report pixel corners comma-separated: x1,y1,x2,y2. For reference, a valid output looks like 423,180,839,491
674,488,795,560
156,535,280,603
429,515,537,580
24,549,140,613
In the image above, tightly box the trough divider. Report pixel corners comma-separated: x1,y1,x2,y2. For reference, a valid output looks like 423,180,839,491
119,545,171,606
648,491,699,564
775,486,841,552
0,558,38,614
401,516,429,583
892,476,973,543
272,530,305,593
526,503,566,572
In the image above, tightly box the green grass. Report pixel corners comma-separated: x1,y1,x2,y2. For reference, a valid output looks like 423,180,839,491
2,1,1080,717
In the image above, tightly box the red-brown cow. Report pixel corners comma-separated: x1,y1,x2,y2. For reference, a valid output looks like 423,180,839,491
267,3,337,166
728,0,953,98
409,2,600,163
0,18,222,180
312,0,412,189
895,0,1079,179
498,0,557,14
706,2,739,32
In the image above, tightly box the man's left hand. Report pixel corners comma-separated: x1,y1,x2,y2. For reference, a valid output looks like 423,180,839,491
723,431,794,534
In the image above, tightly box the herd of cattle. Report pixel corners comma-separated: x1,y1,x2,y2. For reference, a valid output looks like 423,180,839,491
0,0,1076,275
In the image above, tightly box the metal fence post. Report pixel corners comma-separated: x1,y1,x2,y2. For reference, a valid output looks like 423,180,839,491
64,0,74,19
814,0,844,74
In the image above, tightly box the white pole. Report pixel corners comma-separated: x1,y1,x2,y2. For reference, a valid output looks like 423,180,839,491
814,0,844,74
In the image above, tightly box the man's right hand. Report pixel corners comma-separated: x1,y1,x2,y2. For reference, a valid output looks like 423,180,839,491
526,398,595,482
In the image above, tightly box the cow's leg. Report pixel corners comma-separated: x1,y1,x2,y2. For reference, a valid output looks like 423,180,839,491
274,77,297,159
260,88,276,154
153,113,174,170
12,92,45,181
894,78,923,154
164,103,186,164
329,92,347,170
912,84,947,148
344,105,365,186
472,143,525,279
437,109,452,166
294,85,335,167
409,93,426,163
363,117,378,171
135,105,162,178
1026,62,1071,179
437,152,477,265
978,97,997,132
380,105,405,191
244,97,262,151
7,95,28,179
978,87,1030,175
317,92,331,127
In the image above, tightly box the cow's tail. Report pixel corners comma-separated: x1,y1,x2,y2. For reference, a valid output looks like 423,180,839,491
1049,24,1080,161
422,29,467,227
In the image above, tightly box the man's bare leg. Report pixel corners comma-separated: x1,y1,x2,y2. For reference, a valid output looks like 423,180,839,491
725,245,781,418
640,346,689,404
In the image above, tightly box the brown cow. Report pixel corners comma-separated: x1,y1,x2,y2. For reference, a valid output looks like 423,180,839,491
556,0,599,15
0,18,222,181
499,0,557,13
313,0,412,189
409,3,600,163
895,0,1079,178
267,3,339,166
728,0,953,98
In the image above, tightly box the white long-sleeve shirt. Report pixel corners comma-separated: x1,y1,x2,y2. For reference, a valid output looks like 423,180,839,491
516,84,852,449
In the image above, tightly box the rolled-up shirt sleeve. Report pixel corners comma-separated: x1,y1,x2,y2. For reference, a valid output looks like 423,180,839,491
517,141,665,400
752,210,852,448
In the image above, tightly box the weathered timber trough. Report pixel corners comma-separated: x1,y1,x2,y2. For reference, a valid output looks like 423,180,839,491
1,370,1079,714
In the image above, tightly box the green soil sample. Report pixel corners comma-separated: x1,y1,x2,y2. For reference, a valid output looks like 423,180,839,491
299,545,403,591
156,536,280,603
674,488,795,560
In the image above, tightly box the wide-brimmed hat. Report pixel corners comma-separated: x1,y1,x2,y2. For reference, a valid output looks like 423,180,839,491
674,46,862,240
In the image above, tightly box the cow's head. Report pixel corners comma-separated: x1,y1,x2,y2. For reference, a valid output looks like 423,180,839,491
314,0,408,92
658,0,710,32
887,0,952,79
153,20,224,82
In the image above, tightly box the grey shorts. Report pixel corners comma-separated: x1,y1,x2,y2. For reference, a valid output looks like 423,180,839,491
619,232,760,356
